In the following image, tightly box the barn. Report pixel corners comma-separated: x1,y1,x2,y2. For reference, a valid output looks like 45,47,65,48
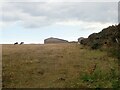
44,37,68,44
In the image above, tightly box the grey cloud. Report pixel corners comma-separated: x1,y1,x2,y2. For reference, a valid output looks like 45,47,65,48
1,2,118,28
1,0,119,2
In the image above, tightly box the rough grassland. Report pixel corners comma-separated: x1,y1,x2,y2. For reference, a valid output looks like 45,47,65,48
2,44,119,88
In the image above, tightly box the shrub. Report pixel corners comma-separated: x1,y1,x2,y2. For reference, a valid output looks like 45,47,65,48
107,48,120,59
90,42,101,50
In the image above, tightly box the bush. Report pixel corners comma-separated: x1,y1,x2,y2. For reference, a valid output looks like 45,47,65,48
108,48,120,59
80,68,119,88
90,42,101,50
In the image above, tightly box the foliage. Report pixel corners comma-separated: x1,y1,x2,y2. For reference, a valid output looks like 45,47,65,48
109,48,120,59
90,42,101,50
80,68,119,88
81,24,120,51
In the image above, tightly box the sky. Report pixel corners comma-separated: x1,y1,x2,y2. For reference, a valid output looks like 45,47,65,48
0,0,119,44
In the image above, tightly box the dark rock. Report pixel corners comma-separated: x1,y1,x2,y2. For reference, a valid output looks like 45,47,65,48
58,77,66,81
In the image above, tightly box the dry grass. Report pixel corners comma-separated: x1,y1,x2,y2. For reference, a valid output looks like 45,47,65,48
2,44,119,88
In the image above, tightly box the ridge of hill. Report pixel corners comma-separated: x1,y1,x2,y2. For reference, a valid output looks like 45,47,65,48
44,37,68,44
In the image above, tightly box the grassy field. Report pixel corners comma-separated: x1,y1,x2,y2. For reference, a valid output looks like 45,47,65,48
2,43,119,88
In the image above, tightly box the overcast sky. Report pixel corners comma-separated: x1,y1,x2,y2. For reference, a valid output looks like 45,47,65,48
0,1,118,44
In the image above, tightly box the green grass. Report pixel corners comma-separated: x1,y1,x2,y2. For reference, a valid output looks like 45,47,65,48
2,44,119,88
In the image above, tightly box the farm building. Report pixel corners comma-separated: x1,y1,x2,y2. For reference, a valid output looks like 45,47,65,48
44,37,68,44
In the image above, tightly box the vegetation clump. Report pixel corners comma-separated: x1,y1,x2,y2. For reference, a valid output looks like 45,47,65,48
81,24,120,49
81,24,120,59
